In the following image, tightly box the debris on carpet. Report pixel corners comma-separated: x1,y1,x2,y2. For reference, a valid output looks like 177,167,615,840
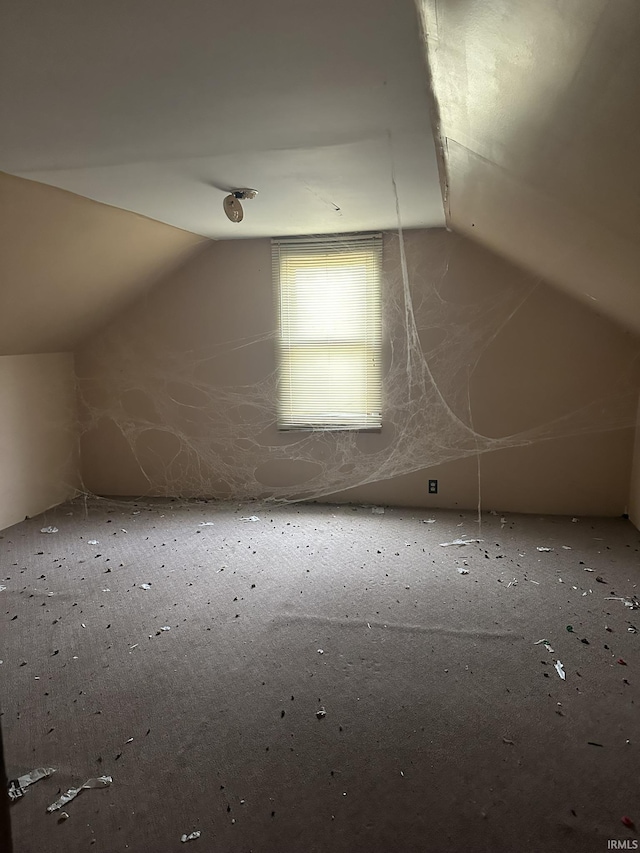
8,767,56,802
46,775,113,813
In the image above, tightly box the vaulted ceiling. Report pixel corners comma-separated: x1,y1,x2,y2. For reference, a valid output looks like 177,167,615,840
1,0,639,352
1,0,444,239
417,0,640,335
0,173,205,355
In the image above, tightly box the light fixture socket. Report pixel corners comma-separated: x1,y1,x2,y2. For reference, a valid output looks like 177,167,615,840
232,188,258,200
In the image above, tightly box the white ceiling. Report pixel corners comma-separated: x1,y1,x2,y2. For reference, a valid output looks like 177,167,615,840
0,0,444,238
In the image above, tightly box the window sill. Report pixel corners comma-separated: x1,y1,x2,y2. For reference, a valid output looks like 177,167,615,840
277,425,382,433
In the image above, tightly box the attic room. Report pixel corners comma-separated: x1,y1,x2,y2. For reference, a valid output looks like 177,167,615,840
1,1,639,851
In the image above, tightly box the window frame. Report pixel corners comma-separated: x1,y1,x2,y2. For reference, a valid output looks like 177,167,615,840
273,233,383,432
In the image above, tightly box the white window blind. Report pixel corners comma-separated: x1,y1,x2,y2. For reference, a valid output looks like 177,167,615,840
274,234,382,430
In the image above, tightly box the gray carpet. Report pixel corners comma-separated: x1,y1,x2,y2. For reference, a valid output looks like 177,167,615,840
2,498,639,852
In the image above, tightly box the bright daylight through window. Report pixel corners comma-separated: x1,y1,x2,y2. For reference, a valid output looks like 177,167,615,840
274,234,382,430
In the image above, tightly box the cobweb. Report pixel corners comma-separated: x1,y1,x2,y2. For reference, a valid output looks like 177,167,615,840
74,205,640,508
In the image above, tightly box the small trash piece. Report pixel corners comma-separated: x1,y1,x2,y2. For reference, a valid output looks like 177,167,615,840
554,660,566,680
536,547,552,552
181,831,201,842
40,527,58,534
58,812,70,822
621,816,635,829
371,507,385,515
502,738,514,745
8,766,56,802
240,516,260,522
87,540,99,545
572,518,579,522
618,658,627,666
605,596,640,610
566,625,574,633
46,775,112,812
457,568,470,575
317,649,324,654
587,741,604,747
140,584,152,590
561,546,572,550
316,707,327,719
439,539,482,547
199,522,215,526
422,519,436,524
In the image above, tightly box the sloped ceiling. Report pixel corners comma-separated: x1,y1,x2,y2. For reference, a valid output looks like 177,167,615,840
0,0,444,238
418,0,640,336
0,173,205,355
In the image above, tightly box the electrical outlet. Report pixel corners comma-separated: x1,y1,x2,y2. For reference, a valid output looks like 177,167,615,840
428,479,438,494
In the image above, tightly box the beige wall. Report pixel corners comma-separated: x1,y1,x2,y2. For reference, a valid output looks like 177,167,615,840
0,172,206,355
630,397,640,529
77,228,640,516
0,353,80,531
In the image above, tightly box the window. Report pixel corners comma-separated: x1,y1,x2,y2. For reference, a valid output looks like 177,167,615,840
274,234,382,430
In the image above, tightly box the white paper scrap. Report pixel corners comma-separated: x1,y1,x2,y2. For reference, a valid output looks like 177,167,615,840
181,831,201,842
457,568,470,575
605,596,640,610
554,660,566,680
199,522,215,526
440,539,482,547
140,584,152,590
8,766,56,801
41,527,58,534
46,776,112,812
88,540,99,545
536,547,552,552
371,507,385,514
